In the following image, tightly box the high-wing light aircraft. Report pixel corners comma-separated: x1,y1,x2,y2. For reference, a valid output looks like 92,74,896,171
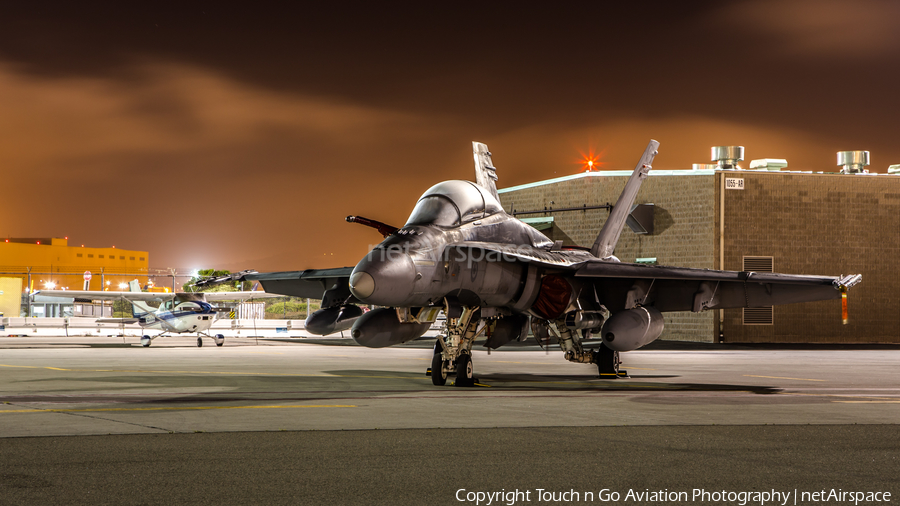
34,280,279,347
199,140,861,386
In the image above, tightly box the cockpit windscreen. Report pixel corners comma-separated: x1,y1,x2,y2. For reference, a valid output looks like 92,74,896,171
405,196,460,227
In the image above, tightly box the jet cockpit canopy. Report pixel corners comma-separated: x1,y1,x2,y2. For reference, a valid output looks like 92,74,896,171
405,180,503,228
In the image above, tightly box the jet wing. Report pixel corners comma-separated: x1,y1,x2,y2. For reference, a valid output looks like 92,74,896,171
203,268,356,307
33,290,174,302
575,261,860,312
202,292,283,301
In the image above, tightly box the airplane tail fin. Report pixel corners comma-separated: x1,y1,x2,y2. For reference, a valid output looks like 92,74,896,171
127,279,153,316
473,141,500,201
589,140,660,259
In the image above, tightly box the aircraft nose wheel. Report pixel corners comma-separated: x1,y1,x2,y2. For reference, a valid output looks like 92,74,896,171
197,337,203,347
455,353,475,387
431,349,448,386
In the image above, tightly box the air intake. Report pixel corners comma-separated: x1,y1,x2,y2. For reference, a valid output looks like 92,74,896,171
711,146,744,170
837,151,870,174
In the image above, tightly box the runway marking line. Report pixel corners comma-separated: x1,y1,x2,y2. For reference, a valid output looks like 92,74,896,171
779,392,899,401
0,404,356,414
832,400,900,404
1,364,417,379
744,375,826,382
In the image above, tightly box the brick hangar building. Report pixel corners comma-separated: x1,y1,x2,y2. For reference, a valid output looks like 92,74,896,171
497,152,899,344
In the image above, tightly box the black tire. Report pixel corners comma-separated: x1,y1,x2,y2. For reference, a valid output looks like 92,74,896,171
595,343,618,377
216,334,224,347
431,351,447,386
197,337,203,347
141,336,151,348
455,353,474,387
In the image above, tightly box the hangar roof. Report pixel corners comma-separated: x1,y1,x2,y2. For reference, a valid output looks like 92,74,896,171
497,168,898,194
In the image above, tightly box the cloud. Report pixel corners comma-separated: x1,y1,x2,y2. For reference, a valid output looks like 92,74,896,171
0,60,891,271
711,0,900,58
0,61,422,179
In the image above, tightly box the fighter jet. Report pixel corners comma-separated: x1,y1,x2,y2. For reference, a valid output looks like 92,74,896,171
33,280,279,347
201,140,861,386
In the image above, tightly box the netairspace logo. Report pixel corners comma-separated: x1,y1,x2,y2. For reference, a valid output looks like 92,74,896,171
455,488,892,506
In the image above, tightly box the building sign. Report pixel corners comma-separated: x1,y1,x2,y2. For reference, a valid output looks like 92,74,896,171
725,177,744,190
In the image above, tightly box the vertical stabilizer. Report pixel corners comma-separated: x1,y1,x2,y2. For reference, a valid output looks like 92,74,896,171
473,141,500,201
127,279,154,316
590,140,660,259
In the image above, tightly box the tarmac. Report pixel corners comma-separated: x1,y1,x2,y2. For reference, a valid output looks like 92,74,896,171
1,335,898,505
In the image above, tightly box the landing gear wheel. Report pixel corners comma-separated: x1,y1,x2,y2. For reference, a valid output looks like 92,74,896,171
595,343,619,378
215,334,225,347
141,336,151,347
197,337,203,347
431,351,448,386
455,353,475,387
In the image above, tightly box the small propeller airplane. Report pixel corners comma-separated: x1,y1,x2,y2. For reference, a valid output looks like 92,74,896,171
33,280,280,347
198,139,862,386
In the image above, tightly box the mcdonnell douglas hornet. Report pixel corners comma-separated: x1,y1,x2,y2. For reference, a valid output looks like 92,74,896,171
201,140,861,386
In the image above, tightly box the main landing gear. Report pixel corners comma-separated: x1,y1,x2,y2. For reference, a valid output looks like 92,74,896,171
197,334,226,347
140,333,225,347
594,343,626,379
535,318,628,379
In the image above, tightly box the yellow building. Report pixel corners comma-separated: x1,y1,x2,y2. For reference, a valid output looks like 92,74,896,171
0,237,149,295
0,277,22,318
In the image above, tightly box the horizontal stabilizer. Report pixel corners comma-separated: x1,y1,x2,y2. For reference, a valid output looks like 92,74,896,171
95,318,140,324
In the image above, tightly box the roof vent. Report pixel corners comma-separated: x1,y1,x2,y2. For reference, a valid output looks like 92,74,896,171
692,163,718,170
888,164,900,174
749,158,788,171
837,151,869,174
711,146,744,170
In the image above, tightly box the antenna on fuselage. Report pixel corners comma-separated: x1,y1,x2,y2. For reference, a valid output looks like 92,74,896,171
589,140,659,260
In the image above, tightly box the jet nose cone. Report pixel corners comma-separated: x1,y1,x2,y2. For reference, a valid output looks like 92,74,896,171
349,271,375,300
349,251,417,306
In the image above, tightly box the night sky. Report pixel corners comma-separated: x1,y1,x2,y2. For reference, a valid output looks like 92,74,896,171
2,2,898,271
